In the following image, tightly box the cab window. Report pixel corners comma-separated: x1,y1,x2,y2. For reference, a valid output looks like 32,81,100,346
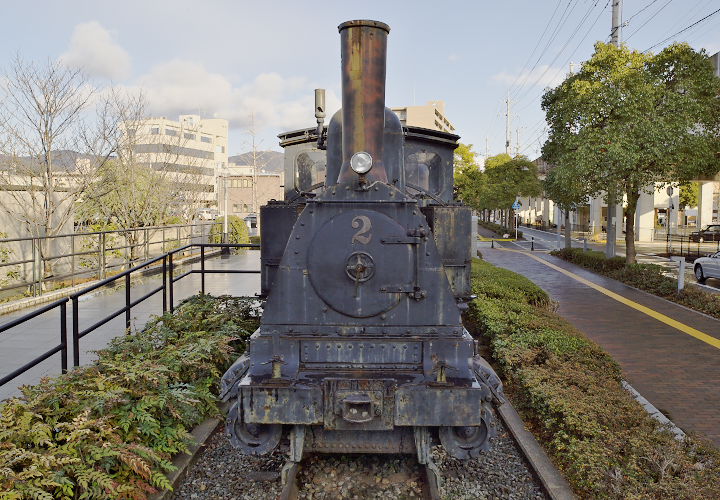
406,151,442,195
295,150,327,192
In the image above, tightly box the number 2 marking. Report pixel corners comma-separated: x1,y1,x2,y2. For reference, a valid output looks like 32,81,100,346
352,215,372,244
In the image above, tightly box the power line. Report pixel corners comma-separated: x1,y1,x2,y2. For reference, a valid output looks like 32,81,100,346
625,0,673,41
506,0,564,97
513,0,604,105
644,6,720,51
509,0,578,101
624,0,661,25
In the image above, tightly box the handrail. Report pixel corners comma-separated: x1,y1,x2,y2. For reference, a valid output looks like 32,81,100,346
0,242,260,390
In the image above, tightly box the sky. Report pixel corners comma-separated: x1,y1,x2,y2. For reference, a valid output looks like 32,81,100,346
1,0,718,160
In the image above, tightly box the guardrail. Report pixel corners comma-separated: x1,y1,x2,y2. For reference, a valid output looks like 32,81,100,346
0,242,259,389
0,222,216,298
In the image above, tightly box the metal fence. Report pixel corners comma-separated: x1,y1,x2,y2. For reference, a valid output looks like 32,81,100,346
665,233,720,260
0,223,216,298
0,242,259,389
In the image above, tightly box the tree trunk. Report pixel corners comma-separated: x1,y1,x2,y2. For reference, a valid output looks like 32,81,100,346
625,190,640,265
564,210,572,249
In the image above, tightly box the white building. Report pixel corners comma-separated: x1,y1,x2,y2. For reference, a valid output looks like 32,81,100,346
133,115,228,209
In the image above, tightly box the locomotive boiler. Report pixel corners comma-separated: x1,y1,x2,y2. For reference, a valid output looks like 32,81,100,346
220,19,504,496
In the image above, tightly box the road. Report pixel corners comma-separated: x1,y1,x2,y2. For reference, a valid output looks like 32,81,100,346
0,251,260,401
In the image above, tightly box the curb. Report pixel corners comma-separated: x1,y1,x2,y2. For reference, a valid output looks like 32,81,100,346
497,402,576,500
150,402,229,500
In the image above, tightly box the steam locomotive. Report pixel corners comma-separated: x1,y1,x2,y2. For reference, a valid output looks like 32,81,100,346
220,19,503,494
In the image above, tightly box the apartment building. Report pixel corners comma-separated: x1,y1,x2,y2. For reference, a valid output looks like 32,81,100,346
391,101,456,133
218,164,283,234
132,115,228,209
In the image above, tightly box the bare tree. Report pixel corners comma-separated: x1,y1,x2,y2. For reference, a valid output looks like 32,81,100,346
78,91,207,261
0,57,114,276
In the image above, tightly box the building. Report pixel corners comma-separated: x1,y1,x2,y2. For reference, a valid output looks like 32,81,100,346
391,101,456,133
132,115,228,210
218,164,283,235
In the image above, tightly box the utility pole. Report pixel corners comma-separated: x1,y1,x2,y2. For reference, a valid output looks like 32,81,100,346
515,128,521,156
505,91,512,155
606,0,622,258
249,113,259,216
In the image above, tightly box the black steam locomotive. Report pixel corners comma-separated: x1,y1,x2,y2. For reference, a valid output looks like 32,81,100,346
220,19,503,494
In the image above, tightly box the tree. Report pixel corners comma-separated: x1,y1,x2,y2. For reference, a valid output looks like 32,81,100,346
0,57,122,277
453,143,487,213
544,167,587,248
679,182,699,210
542,42,720,264
78,91,206,261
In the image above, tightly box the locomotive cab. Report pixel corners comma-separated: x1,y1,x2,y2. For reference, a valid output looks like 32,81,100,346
222,20,503,493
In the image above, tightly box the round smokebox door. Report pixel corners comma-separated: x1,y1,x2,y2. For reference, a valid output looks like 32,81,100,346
308,210,413,318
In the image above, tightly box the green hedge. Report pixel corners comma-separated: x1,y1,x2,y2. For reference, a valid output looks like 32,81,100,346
552,247,720,320
467,259,720,498
0,295,260,499
209,215,250,245
478,220,523,239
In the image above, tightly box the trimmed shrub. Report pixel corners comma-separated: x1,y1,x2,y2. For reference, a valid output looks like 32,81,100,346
209,215,250,245
0,294,260,499
552,247,720,320
467,258,720,498
478,220,523,239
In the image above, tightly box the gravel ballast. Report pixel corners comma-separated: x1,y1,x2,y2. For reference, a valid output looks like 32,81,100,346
173,415,546,500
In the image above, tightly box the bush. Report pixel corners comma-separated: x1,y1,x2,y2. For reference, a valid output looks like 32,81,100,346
552,248,720,319
467,258,720,498
249,235,261,245
478,220,523,239
209,215,250,245
0,294,260,499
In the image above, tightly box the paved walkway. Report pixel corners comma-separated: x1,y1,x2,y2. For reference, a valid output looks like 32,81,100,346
480,241,720,446
0,252,260,401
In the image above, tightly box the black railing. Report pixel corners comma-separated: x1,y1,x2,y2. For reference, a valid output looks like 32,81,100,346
665,233,720,261
0,242,259,389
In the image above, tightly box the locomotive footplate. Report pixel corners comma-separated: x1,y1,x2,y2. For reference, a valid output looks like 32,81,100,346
240,376,494,428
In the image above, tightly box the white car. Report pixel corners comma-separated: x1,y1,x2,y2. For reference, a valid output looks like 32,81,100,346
693,252,720,283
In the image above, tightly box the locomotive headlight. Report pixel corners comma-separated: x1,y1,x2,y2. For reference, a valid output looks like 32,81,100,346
350,152,373,175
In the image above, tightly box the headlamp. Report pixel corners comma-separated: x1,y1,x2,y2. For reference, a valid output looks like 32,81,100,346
350,152,373,175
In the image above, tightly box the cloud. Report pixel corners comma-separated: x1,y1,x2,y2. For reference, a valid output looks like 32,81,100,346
59,21,131,80
492,64,566,89
130,60,341,133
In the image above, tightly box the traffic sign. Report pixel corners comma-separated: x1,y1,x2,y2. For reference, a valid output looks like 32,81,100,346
511,201,522,210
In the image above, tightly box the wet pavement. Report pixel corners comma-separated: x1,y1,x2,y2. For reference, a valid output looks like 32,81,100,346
480,242,720,446
0,251,260,401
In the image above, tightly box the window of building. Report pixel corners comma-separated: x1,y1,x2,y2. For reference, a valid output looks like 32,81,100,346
150,127,160,135
233,204,241,213
184,132,196,140
201,136,212,143
243,178,250,188
165,128,178,137
215,145,225,154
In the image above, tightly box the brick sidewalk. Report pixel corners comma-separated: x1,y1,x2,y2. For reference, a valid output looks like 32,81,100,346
483,246,720,446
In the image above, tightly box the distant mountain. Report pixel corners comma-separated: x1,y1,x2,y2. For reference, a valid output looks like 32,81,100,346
229,151,284,173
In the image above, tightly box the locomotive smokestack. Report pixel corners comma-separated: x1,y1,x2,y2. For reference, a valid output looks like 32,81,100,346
337,20,390,184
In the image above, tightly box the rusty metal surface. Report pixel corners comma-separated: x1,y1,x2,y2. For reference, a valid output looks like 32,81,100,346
305,426,416,454
337,20,389,185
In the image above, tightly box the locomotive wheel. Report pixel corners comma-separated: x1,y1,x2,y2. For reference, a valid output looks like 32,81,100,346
439,421,492,459
227,402,282,455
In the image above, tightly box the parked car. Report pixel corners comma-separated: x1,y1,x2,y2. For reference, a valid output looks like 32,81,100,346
694,252,720,283
688,224,720,242
196,208,219,221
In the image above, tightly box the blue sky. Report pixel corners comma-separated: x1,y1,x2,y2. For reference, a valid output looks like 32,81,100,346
1,0,718,159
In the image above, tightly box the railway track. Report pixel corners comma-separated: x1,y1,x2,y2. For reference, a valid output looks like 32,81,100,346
170,402,570,500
